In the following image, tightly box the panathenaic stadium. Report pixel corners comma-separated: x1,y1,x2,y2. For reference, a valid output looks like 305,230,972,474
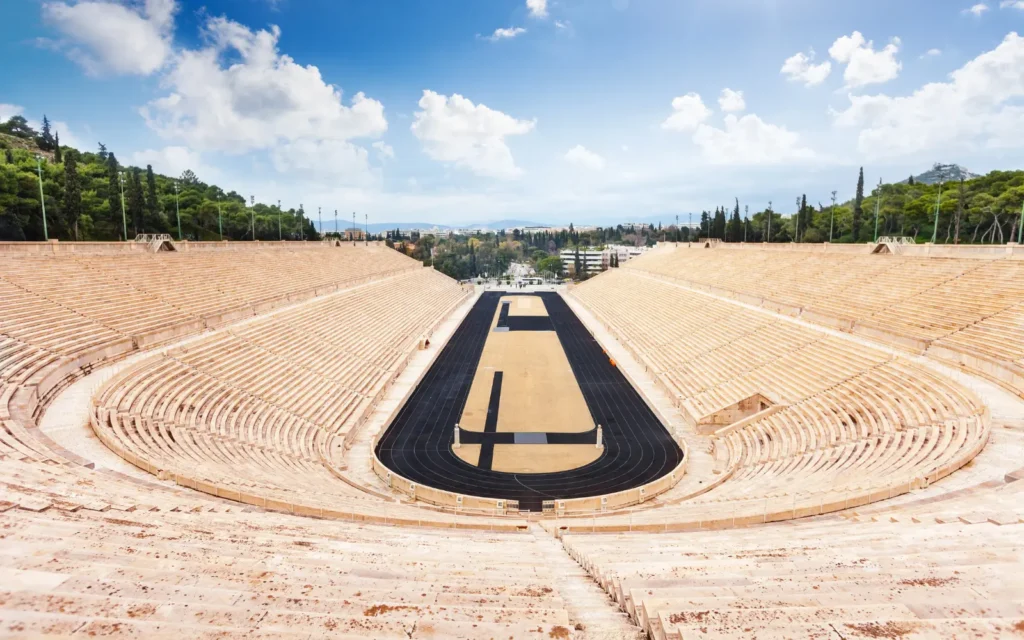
1,237,1023,640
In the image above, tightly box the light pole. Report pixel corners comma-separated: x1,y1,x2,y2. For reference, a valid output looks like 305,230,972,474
250,195,255,240
298,204,304,241
352,211,356,246
277,200,282,241
873,178,883,243
334,210,338,237
35,156,48,241
830,191,837,243
1018,201,1023,245
932,181,943,244
767,201,772,243
675,214,679,243
119,172,128,241
688,212,692,243
174,182,182,241
318,206,322,239
365,213,368,245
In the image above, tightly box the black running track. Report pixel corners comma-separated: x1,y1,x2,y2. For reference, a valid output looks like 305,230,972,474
374,291,684,511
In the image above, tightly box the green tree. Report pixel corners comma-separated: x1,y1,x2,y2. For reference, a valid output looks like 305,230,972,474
128,167,145,235
0,116,36,139
63,150,83,240
853,167,865,242
106,152,121,236
38,116,55,151
144,165,160,232
53,132,62,163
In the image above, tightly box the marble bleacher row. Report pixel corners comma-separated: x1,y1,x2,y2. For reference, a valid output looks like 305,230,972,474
88,268,484,524
567,269,988,530
621,245,1024,396
1,503,572,639
560,485,1024,640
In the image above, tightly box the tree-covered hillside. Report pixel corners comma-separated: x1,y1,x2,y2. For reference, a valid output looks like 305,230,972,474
2,113,1022,245
0,116,319,242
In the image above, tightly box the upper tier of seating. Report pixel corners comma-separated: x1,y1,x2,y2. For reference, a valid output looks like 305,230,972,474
621,245,1024,397
569,268,989,530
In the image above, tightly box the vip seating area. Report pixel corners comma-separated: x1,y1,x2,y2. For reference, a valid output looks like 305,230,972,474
568,268,990,531
620,244,1024,397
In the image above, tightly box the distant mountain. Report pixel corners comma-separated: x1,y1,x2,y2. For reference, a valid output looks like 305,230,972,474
315,222,451,233
904,163,979,185
464,219,546,229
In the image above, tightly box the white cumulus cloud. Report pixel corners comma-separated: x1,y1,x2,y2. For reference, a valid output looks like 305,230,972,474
130,146,216,180
42,0,177,75
780,49,833,86
372,141,395,162
921,48,942,59
662,92,814,165
0,104,24,122
661,93,712,132
1002,1,1024,8
692,114,816,166
140,15,387,183
527,0,548,19
411,90,535,180
964,3,989,15
718,88,746,113
828,31,902,89
485,26,526,41
564,145,606,170
832,32,1024,158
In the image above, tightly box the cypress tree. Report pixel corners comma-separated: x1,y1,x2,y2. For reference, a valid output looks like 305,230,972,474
128,167,145,235
145,165,159,232
107,152,120,232
853,167,865,242
63,151,83,241
799,194,808,240
38,115,55,151
53,132,62,163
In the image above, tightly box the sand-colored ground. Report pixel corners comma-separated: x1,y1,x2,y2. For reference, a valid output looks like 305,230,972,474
491,445,602,473
456,295,596,473
453,444,481,467
502,295,549,317
460,332,592,433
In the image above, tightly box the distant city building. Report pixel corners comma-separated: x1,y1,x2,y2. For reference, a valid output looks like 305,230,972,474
559,244,649,275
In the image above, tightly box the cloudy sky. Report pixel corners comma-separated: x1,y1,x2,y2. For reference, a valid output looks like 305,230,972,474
2,0,1023,225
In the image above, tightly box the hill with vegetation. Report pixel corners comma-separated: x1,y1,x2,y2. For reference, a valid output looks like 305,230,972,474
0,116,318,242
2,113,1022,254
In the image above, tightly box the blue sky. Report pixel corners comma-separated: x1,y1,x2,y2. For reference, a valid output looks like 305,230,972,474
2,0,1023,225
